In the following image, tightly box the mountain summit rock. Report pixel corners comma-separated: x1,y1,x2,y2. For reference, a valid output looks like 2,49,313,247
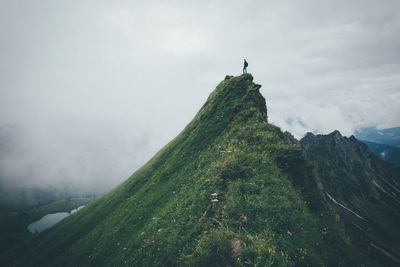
3,74,393,266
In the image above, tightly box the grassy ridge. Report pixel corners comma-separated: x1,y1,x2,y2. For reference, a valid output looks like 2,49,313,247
5,74,361,266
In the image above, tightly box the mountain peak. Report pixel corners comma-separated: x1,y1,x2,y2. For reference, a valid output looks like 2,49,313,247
224,73,254,82
327,130,345,140
197,74,268,125
6,75,365,266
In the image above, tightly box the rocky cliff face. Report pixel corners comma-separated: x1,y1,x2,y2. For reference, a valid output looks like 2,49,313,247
300,131,400,266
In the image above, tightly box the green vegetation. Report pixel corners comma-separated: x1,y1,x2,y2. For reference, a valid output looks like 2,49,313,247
3,74,364,266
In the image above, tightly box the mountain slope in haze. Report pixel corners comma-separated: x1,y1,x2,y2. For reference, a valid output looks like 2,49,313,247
3,74,361,266
299,131,400,266
355,127,400,147
354,126,400,166
359,140,400,166
0,185,85,211
0,197,95,254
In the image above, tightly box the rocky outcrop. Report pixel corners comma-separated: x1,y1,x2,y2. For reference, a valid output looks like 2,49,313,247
300,131,400,266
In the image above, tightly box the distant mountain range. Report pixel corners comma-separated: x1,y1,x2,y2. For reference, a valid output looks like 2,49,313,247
355,127,400,147
355,127,400,166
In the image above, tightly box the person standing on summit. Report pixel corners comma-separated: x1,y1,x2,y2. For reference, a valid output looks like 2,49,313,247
243,59,248,73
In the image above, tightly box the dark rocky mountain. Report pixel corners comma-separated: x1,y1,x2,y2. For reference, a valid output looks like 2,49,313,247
299,131,400,266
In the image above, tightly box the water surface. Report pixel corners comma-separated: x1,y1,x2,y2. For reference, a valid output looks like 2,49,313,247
27,205,84,233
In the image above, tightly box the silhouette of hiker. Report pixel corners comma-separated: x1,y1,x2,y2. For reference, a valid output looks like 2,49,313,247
243,59,248,73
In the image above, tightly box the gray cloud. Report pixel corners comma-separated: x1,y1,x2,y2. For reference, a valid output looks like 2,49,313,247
0,123,154,195
0,0,399,195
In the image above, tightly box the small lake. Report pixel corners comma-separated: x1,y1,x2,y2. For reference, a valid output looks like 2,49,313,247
27,205,85,234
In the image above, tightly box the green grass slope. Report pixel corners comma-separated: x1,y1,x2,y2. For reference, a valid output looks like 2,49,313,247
5,74,361,266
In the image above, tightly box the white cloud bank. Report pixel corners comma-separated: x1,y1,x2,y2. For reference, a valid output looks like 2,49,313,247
0,0,399,194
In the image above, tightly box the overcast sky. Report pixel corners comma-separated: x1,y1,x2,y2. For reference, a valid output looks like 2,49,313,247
1,0,399,195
